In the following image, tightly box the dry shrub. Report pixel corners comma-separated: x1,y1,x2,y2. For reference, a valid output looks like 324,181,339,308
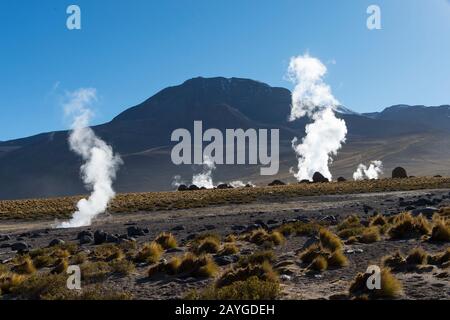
71,251,88,265
277,221,320,237
405,247,428,265
148,253,218,279
319,228,343,252
33,254,57,269
9,273,72,300
430,221,450,242
428,248,450,266
224,234,236,243
299,244,322,264
388,213,431,239
217,261,278,288
80,261,112,283
155,232,178,249
0,272,26,294
187,276,280,300
93,244,125,261
308,255,328,272
12,257,36,275
195,237,220,254
134,242,163,263
370,214,388,226
327,250,349,268
110,259,135,276
382,251,406,271
238,250,275,267
349,268,403,299
51,258,68,274
219,243,239,256
247,229,285,247
359,227,381,244
337,215,364,239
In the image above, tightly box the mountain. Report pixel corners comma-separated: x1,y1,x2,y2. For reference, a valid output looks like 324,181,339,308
0,77,449,200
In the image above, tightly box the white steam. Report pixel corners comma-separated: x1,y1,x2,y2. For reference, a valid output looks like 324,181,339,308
230,180,255,188
192,156,216,189
353,160,383,180
287,54,347,181
57,88,122,228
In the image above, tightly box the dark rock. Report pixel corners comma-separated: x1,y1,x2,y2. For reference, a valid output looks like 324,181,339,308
245,184,254,188
204,224,216,230
188,184,200,191
106,234,120,243
0,235,12,242
79,235,93,245
411,207,439,218
405,205,416,211
231,225,246,231
268,180,285,186
186,234,196,241
363,205,373,214
94,230,107,245
166,247,184,253
0,243,11,248
320,215,337,223
337,177,347,182
177,184,188,191
11,242,28,252
48,239,65,247
299,179,311,184
434,175,442,178
172,225,185,231
312,172,329,183
214,255,239,266
127,226,145,237
267,219,278,225
392,167,408,178
217,183,232,189
77,231,93,240
246,224,262,232
296,215,310,223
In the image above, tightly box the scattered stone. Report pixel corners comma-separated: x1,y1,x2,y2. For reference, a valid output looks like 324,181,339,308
204,225,216,230
214,255,239,266
79,235,93,245
172,225,185,231
268,180,285,186
337,177,347,182
177,184,188,191
106,234,120,243
11,242,28,252
275,260,296,268
267,219,278,225
296,216,310,223
77,231,93,240
411,207,439,218
188,184,200,191
48,239,65,247
166,247,184,253
392,167,408,178
127,226,145,237
363,204,373,214
231,225,246,231
312,172,329,183
94,230,107,245
0,243,11,249
217,183,232,189
279,274,292,281
320,215,337,223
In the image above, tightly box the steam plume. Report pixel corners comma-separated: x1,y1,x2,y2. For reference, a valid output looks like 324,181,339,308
287,54,347,181
353,160,383,180
57,88,122,228
192,156,215,189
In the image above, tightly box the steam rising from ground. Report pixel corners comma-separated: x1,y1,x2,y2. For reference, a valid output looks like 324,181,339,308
287,54,347,181
192,156,216,189
353,160,383,180
57,88,122,228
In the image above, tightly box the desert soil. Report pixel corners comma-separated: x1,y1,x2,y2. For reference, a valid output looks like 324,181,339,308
1,188,449,300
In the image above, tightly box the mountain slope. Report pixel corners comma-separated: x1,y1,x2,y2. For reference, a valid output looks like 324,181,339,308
0,77,449,200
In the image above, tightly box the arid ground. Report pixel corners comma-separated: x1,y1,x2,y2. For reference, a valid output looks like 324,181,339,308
0,179,449,300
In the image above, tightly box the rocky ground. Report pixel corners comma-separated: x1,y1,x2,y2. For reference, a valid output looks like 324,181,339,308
1,188,449,300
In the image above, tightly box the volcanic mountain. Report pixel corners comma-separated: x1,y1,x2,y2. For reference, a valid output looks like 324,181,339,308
0,77,449,200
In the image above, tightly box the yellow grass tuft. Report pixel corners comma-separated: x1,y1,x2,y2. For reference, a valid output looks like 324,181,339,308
134,242,163,263
155,232,178,249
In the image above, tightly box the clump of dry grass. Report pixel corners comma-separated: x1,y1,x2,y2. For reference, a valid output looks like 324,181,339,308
388,213,431,239
186,276,280,300
246,229,284,247
349,268,403,299
80,261,112,283
359,226,381,244
428,248,450,266
190,233,221,254
12,257,36,275
308,255,328,272
238,250,275,267
382,251,407,271
430,221,450,242
405,247,428,265
134,242,163,263
0,272,26,294
217,261,278,288
51,258,68,274
148,253,218,279
219,243,239,256
224,234,236,243
276,221,321,237
92,244,125,261
327,250,349,268
33,254,57,269
155,232,178,249
110,259,135,276
319,228,343,252
337,215,365,239
370,214,388,226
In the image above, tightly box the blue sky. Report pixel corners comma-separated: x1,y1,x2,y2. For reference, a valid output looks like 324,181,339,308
1,0,450,141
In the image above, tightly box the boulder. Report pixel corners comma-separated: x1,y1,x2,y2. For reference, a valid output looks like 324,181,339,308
312,172,329,183
171,225,185,231
94,230,107,245
268,180,285,186
337,177,347,182
77,230,93,240
177,184,188,191
79,235,93,245
127,226,145,237
299,179,311,184
217,183,232,189
188,184,200,191
11,242,29,252
392,167,408,179
48,239,65,247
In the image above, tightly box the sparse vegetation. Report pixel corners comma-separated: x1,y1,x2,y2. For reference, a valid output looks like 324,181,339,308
155,232,178,249
219,243,239,256
430,221,450,242
217,261,278,288
308,255,328,272
246,228,285,247
319,228,343,252
148,253,218,279
134,242,163,263
388,213,431,239
349,268,403,299
276,221,321,237
359,226,381,244
238,250,275,267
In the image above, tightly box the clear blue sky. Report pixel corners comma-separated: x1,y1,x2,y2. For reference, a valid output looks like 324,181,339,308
1,0,450,141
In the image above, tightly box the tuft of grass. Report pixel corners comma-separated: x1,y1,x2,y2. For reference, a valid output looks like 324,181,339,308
299,244,322,264
148,253,218,279
246,228,285,247
217,261,278,288
430,221,450,242
276,221,321,237
80,261,112,283
327,250,349,268
308,255,328,272
92,244,125,261
110,259,135,276
155,232,178,250
405,247,428,266
349,268,403,299
194,237,221,254
33,254,58,269
319,228,343,252
51,259,69,274
359,227,381,244
0,272,26,294
370,214,388,226
382,251,406,271
238,250,275,267
219,243,239,256
71,251,88,265
186,276,280,300
224,234,236,243
388,213,431,239
134,242,163,263
12,257,36,275
428,248,450,266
